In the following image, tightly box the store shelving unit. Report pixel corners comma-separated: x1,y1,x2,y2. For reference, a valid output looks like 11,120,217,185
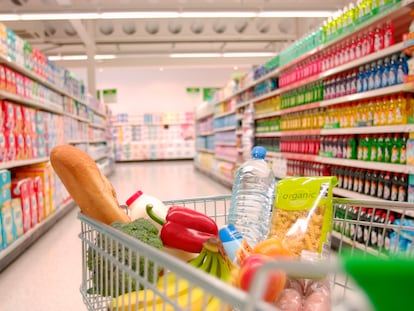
0,32,113,270
194,0,414,202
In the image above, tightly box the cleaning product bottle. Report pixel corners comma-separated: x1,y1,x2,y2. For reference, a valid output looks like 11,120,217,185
384,22,395,48
228,146,276,247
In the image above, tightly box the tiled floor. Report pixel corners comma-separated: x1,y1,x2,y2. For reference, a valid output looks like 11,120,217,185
0,161,230,311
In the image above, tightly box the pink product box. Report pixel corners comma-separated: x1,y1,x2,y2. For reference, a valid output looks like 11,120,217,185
2,101,15,132
26,178,38,227
15,132,25,160
0,131,5,162
11,178,32,233
14,103,23,132
23,77,32,98
33,176,44,223
5,131,16,162
15,73,25,97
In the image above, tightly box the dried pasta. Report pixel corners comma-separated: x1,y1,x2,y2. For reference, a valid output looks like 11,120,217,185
270,177,337,258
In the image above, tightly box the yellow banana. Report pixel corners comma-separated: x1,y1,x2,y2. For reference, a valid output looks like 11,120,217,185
205,295,231,311
109,272,190,311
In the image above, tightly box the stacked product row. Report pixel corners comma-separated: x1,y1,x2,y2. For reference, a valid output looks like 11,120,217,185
0,163,69,251
0,22,85,100
112,112,195,161
333,203,414,256
0,101,65,162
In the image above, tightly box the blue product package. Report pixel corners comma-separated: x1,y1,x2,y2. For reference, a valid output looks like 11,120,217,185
219,225,243,263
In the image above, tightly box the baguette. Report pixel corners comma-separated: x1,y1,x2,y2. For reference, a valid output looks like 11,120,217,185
50,145,130,224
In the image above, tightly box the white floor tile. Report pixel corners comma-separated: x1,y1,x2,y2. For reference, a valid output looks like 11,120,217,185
0,161,230,311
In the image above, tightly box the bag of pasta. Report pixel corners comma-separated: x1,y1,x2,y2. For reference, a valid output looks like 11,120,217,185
269,176,337,259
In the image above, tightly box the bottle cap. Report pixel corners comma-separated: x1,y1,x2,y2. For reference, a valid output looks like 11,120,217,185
125,190,143,206
252,146,267,159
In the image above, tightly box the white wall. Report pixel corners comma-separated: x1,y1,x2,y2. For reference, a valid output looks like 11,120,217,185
70,66,249,115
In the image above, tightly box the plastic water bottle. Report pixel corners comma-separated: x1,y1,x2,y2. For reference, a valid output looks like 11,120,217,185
228,146,276,247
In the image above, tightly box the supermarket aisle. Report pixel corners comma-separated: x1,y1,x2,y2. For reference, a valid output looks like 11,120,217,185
0,161,230,311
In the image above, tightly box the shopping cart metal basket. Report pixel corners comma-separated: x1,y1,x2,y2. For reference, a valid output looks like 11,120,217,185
79,195,414,311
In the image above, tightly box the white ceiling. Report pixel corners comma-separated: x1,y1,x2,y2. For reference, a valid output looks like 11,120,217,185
0,0,351,68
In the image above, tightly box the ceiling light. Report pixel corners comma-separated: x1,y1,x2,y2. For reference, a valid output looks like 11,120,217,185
170,53,222,58
169,52,275,58
101,12,180,19
223,52,275,58
0,10,334,21
180,12,256,18
257,11,334,18
48,54,116,61
20,13,100,20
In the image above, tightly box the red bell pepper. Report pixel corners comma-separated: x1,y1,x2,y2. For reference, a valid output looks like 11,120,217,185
146,204,218,253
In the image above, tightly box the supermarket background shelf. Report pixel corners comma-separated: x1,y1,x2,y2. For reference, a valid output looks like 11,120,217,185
213,110,236,119
214,155,237,163
0,90,64,115
0,55,86,105
254,111,281,120
0,157,50,170
196,148,215,154
213,126,237,133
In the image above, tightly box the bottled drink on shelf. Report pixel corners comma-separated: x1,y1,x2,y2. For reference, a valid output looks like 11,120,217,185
228,146,276,247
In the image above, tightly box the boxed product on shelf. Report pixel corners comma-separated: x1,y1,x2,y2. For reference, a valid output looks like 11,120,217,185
0,210,3,250
1,201,14,247
0,132,5,162
33,176,44,222
14,163,54,218
0,22,6,57
11,198,23,239
5,131,16,162
11,178,33,233
0,169,11,204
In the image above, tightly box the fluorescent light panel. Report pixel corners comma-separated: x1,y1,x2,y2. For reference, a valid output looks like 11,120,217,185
48,53,273,60
48,54,115,61
0,10,334,21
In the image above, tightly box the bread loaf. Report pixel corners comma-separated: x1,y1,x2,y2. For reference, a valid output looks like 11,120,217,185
50,145,130,224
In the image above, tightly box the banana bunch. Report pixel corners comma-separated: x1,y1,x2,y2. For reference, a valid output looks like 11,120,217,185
188,237,235,283
110,271,212,311
109,238,236,311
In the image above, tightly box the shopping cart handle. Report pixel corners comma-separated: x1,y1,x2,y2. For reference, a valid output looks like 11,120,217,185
342,255,414,311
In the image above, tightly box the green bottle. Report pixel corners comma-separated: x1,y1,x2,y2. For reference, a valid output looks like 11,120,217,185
370,134,378,162
377,134,385,162
347,135,357,159
391,134,402,164
384,134,393,163
400,133,408,164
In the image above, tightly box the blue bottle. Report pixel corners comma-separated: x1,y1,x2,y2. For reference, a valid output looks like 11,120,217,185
375,59,384,89
397,52,409,84
388,54,399,86
364,64,371,92
228,146,276,247
382,57,391,88
368,62,376,91
357,66,365,93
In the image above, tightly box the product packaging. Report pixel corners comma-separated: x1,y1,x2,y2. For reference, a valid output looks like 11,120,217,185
269,176,338,259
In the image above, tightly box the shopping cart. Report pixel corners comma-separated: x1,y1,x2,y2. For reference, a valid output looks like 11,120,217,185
79,195,414,311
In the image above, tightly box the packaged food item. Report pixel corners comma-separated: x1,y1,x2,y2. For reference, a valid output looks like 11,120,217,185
269,176,337,259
